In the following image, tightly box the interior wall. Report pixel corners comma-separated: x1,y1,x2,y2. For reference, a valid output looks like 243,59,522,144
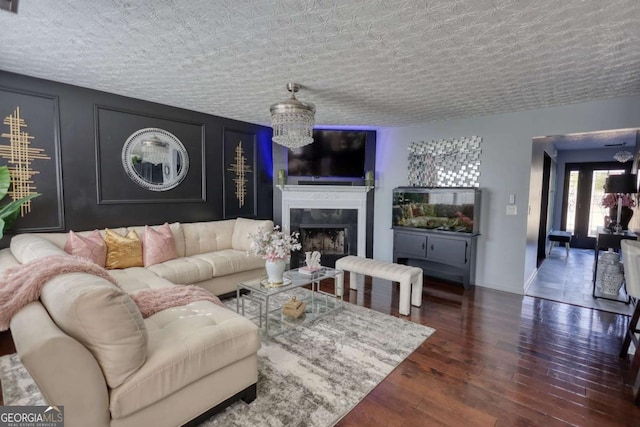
0,70,273,245
374,95,640,294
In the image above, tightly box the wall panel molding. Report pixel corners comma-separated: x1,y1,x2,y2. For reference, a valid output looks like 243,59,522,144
0,70,272,236
95,105,206,204
0,86,65,232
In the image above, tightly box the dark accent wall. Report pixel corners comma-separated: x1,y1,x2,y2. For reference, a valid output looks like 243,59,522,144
0,70,273,244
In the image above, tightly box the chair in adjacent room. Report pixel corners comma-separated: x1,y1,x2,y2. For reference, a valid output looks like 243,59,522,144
620,239,640,406
548,230,572,257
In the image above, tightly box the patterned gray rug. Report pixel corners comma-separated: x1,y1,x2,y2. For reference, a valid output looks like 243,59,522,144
0,295,434,426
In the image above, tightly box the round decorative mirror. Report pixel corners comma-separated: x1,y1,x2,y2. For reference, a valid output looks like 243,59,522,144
121,128,189,191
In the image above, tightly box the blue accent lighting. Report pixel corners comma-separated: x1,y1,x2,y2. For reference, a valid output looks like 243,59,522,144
258,128,273,179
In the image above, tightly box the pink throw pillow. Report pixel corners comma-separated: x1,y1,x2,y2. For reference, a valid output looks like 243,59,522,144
64,230,107,267
143,223,178,267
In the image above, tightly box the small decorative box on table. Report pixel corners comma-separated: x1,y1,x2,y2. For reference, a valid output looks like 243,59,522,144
282,297,306,318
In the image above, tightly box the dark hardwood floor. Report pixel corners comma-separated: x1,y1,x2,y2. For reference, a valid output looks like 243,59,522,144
334,277,640,427
0,277,639,426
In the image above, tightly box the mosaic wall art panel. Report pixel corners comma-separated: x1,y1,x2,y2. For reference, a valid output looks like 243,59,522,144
408,136,482,187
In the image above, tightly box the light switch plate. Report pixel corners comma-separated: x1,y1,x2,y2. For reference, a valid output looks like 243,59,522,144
509,194,516,204
506,205,517,215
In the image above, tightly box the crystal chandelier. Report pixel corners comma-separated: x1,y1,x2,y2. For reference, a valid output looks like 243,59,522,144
141,136,169,165
270,82,315,149
613,149,634,163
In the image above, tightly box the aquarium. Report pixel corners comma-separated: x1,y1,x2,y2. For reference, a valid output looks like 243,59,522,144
392,187,481,234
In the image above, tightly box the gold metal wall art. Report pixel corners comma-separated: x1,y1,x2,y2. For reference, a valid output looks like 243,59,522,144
227,141,253,208
222,129,257,218
0,106,50,216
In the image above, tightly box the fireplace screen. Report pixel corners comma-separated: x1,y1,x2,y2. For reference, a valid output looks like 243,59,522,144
300,226,348,255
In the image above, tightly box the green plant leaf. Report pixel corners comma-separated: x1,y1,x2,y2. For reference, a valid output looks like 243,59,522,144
0,193,40,223
0,167,42,237
2,206,21,232
0,166,11,201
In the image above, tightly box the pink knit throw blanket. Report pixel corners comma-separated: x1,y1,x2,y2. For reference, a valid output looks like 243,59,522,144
130,286,224,318
0,255,226,330
0,255,118,331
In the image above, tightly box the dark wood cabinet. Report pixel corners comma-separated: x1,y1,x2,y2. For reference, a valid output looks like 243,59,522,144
426,236,468,264
393,230,427,258
393,228,478,289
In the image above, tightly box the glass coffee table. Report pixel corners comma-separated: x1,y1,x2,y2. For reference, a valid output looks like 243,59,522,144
236,267,344,339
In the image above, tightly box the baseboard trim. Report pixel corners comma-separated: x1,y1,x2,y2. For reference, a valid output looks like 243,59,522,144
475,281,525,295
523,268,539,294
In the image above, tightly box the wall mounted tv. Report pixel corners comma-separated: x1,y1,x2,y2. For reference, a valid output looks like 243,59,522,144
287,130,367,178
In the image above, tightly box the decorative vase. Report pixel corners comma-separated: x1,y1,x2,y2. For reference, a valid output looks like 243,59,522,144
609,207,634,230
265,259,286,284
595,250,625,295
277,169,287,186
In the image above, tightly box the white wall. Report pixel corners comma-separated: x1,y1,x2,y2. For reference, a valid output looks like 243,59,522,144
373,95,640,294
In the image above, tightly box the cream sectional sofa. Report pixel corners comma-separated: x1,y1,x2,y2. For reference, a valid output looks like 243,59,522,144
2,217,273,427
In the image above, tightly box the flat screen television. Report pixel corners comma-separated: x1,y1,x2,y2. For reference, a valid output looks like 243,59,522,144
287,130,367,178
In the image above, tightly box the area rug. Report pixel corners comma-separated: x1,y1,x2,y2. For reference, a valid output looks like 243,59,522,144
0,294,434,426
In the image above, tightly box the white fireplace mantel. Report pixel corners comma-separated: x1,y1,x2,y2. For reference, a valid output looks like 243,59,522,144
280,185,369,257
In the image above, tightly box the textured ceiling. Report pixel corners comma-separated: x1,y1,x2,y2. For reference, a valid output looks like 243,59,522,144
538,129,638,151
1,0,639,128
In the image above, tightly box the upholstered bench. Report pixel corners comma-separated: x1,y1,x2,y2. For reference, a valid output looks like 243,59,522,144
548,230,572,257
335,256,423,315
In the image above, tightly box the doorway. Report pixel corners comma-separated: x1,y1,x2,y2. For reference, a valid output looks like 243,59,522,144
527,127,639,315
561,162,629,249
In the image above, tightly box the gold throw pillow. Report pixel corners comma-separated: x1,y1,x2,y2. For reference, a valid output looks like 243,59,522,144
105,229,144,269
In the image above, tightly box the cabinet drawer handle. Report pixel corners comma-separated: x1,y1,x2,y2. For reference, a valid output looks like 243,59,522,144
431,244,434,251
421,242,425,250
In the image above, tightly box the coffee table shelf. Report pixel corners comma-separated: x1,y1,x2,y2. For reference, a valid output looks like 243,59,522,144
236,267,343,339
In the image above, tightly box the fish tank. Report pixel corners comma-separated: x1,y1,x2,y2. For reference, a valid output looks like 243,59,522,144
392,187,481,234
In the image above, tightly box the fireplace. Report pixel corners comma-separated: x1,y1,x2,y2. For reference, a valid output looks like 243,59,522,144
281,185,370,268
300,226,349,254
289,209,357,268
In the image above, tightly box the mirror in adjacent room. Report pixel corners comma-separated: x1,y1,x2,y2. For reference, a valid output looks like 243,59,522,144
121,128,189,191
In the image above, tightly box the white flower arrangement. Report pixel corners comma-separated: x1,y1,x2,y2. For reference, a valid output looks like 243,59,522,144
248,225,301,261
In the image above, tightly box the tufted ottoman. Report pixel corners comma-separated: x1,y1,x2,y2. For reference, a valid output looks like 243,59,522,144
335,256,423,315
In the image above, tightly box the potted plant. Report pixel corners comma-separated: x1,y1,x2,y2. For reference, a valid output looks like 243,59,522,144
0,165,40,238
602,192,635,231
248,225,301,285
